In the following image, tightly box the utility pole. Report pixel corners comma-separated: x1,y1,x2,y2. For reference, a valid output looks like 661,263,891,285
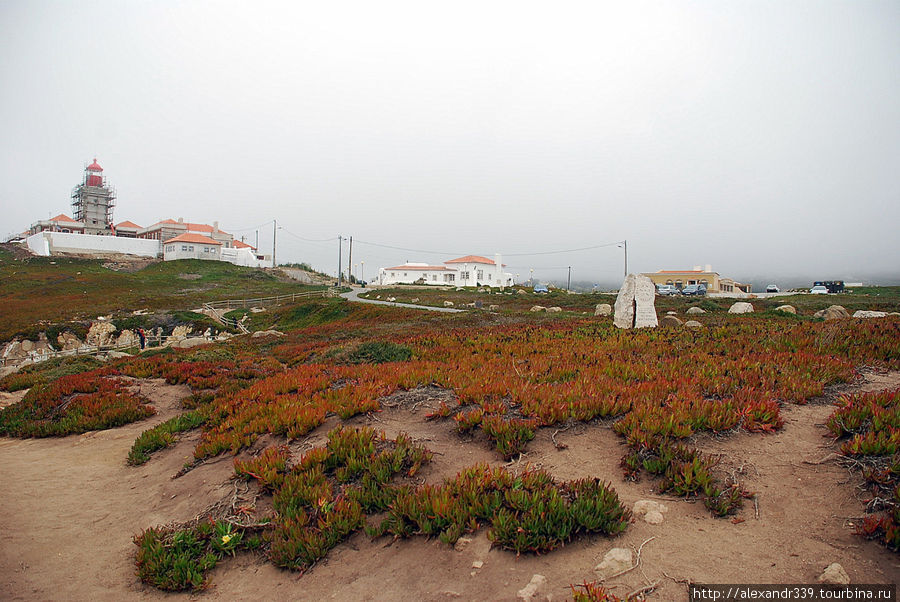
272,219,277,267
337,235,342,286
255,230,258,250
347,236,353,284
567,266,571,292
624,239,628,277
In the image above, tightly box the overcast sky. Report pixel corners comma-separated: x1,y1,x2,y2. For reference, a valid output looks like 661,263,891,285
1,1,897,286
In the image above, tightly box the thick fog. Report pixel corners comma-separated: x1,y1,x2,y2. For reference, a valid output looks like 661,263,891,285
1,1,898,288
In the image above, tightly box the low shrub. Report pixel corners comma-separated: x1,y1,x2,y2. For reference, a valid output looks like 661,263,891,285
128,410,208,465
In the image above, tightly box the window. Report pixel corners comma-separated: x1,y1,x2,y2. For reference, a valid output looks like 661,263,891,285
181,245,188,251
188,246,194,251
432,275,437,281
477,270,484,280
461,271,469,280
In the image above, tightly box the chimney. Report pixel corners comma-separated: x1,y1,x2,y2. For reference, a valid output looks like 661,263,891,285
693,265,701,271
705,264,712,273
213,221,219,232
178,217,184,223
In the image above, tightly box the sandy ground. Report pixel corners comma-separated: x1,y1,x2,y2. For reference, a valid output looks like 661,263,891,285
1,373,899,601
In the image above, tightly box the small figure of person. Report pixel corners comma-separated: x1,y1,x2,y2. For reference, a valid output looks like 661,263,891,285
138,327,146,350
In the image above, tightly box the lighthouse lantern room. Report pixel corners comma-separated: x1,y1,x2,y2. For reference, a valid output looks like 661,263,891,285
71,158,116,235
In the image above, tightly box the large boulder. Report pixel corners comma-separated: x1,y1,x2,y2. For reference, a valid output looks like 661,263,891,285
686,306,705,315
86,321,117,346
546,306,562,313
530,306,546,313
614,274,658,329
685,320,704,329
170,325,193,340
57,331,84,351
116,330,138,347
774,305,796,314
728,302,754,314
594,303,612,317
814,305,849,320
853,310,887,319
660,315,683,328
171,337,209,349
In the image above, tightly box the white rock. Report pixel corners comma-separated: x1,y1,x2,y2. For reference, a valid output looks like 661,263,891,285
250,306,266,313
775,305,796,314
546,307,562,313
633,500,669,517
685,320,703,329
489,304,500,311
594,303,612,317
517,289,527,295
614,274,658,329
516,574,547,600
594,547,633,580
817,563,850,585
443,301,454,307
454,537,472,552
728,302,754,314
472,560,483,569
411,298,419,303
814,305,849,320
686,307,705,315
171,337,208,349
644,510,665,524
530,306,546,312
251,330,285,338
387,297,397,302
853,310,887,319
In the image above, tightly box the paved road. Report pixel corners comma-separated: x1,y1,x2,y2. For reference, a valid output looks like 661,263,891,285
340,288,465,313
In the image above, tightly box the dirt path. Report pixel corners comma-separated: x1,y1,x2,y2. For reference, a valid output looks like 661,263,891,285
1,374,899,601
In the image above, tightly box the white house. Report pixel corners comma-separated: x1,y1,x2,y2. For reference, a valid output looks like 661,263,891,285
162,233,222,261
445,255,513,288
378,254,514,288
380,263,457,286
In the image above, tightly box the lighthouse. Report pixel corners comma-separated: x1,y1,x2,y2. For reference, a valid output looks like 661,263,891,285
71,158,116,235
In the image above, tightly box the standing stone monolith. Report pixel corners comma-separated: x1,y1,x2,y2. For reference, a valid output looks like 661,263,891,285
614,274,658,329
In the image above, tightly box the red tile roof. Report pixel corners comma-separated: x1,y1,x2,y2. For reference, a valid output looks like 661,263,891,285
445,255,495,265
385,265,450,271
115,220,142,229
233,240,255,249
51,214,78,223
163,233,222,245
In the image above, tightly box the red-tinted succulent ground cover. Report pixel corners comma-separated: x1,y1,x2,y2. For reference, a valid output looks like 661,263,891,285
1,300,899,600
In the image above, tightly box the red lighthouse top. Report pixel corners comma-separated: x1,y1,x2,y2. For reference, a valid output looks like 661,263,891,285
86,158,104,186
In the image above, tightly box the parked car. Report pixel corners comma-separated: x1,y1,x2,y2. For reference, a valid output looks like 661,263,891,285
533,284,549,294
765,284,779,293
810,285,828,294
681,284,707,296
656,284,678,296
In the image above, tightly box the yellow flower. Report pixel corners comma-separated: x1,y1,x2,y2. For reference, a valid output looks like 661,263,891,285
221,534,233,544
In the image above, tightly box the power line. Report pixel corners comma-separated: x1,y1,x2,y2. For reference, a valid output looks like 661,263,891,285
279,228,336,243
227,220,275,232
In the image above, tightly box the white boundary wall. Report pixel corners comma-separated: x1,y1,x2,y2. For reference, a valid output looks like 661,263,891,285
220,247,274,268
25,232,160,257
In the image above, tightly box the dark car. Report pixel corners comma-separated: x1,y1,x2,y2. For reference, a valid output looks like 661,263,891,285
682,284,707,296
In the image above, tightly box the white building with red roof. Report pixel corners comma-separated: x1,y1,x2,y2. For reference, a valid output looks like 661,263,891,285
379,254,513,288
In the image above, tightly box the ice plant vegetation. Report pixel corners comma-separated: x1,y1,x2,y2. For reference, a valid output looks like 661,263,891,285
827,387,900,549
